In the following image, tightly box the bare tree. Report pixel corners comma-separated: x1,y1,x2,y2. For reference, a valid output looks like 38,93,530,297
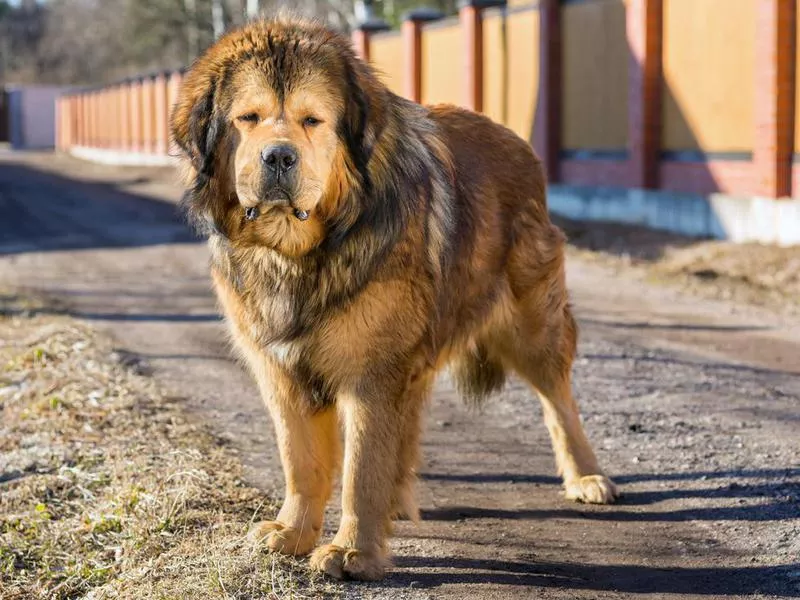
0,0,459,85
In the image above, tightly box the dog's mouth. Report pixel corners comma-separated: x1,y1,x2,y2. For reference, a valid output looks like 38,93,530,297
245,205,308,221
244,193,309,222
240,183,311,222
264,186,293,204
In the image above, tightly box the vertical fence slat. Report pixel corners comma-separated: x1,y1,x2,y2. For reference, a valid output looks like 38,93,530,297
754,0,796,198
167,71,183,156
402,9,444,103
154,73,169,156
121,82,131,153
131,79,142,153
535,0,561,182
141,76,154,154
628,0,663,189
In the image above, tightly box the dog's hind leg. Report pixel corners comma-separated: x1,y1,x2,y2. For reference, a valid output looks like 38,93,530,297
498,297,618,504
389,367,436,522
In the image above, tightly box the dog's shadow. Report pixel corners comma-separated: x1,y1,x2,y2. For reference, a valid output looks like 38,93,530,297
383,557,799,596
420,467,800,522
379,468,800,595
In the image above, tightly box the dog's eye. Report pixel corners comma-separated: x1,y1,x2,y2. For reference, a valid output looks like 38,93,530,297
303,116,321,127
237,113,259,124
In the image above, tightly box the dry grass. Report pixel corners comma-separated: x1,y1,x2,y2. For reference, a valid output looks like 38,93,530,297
0,294,341,599
649,242,800,309
557,217,800,315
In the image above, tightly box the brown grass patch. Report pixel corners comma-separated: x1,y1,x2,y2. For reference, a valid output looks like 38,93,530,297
0,295,340,599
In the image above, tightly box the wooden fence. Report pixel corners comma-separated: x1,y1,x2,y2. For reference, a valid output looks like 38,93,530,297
57,0,799,199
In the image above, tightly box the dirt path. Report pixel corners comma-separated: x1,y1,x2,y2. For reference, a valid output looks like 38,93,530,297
1,152,798,599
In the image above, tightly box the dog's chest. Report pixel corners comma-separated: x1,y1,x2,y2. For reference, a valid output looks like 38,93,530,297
265,338,335,409
214,247,318,344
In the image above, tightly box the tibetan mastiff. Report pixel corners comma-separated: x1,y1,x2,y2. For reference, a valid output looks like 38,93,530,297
171,16,617,581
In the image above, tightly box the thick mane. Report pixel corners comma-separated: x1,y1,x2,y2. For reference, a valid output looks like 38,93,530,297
213,96,455,345
171,17,457,344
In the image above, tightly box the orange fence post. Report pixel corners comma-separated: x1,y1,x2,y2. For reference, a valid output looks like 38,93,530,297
130,78,142,153
534,0,562,182
154,72,169,155
402,8,443,103
627,0,663,189
84,91,91,148
94,90,101,148
95,90,102,148
167,70,184,155
352,28,370,61
99,89,108,148
81,92,87,147
96,90,103,148
84,93,91,147
75,95,82,147
105,87,114,148
351,18,390,62
86,91,94,148
110,85,120,150
95,89,103,148
120,81,131,153
754,0,796,198
80,93,88,147
459,0,504,113
141,75,154,154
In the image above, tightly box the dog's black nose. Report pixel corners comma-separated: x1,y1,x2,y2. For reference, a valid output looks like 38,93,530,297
261,144,298,174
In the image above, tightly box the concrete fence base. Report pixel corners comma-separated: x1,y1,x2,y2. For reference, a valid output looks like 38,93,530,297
65,143,800,246
549,185,800,246
69,146,176,167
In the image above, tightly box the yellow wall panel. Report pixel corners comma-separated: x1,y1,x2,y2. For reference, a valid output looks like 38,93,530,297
422,22,463,107
370,32,404,97
562,0,628,150
481,11,506,126
662,0,756,152
505,9,539,142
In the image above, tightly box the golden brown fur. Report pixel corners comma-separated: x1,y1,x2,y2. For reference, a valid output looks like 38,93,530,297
171,16,618,581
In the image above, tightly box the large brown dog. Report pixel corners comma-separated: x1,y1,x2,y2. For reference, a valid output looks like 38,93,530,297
171,16,618,581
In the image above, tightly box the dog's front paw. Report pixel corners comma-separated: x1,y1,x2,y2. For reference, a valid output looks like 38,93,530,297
564,474,619,504
309,544,390,580
248,520,318,556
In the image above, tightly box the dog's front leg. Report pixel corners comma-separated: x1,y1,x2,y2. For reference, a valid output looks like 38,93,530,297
248,365,340,556
310,379,411,581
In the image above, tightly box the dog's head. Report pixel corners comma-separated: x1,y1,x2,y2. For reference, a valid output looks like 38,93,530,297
171,17,387,257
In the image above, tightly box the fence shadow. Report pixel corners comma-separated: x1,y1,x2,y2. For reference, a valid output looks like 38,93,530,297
0,158,198,255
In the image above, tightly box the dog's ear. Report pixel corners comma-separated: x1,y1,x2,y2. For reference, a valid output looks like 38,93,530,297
170,70,223,178
324,53,393,249
171,67,231,238
339,58,381,192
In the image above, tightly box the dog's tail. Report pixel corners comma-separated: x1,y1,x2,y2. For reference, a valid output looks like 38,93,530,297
450,342,506,408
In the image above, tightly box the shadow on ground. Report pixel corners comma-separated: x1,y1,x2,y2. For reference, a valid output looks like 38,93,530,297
0,159,198,254
386,556,799,596
552,214,701,261
421,466,800,522
396,467,799,595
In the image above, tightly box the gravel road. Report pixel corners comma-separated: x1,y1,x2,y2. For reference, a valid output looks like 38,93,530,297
1,151,798,599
